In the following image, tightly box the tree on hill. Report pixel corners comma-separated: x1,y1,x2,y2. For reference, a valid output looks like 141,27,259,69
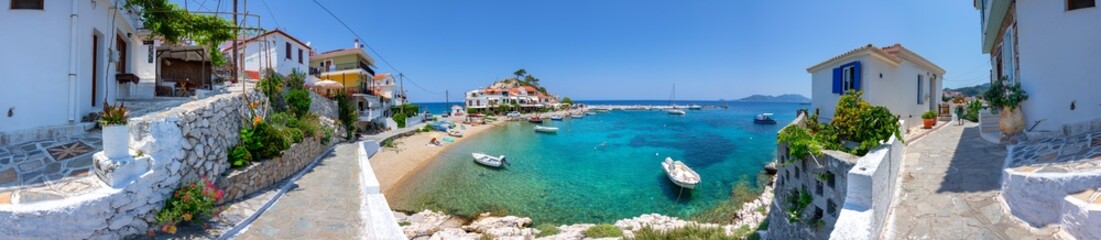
524,75,540,87
513,68,527,81
561,97,574,105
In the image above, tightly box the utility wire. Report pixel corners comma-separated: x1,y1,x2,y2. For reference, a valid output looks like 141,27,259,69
308,0,443,95
258,0,280,29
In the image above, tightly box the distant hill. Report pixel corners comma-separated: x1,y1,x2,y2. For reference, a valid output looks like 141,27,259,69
735,94,810,103
944,83,990,97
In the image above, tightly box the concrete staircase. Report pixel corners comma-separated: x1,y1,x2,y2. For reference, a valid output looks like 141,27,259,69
979,110,1001,143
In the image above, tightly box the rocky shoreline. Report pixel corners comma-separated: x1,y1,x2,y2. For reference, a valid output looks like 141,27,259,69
394,181,775,239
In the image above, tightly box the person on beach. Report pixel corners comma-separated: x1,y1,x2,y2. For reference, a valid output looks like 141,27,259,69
955,105,964,126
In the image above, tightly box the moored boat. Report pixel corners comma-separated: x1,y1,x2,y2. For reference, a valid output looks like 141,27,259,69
661,157,700,189
534,125,558,133
688,105,702,110
666,109,686,115
585,111,597,115
472,152,508,168
753,113,777,125
550,115,564,121
448,130,463,138
528,116,544,123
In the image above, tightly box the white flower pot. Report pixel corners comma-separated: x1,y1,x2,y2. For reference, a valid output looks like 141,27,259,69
102,124,130,158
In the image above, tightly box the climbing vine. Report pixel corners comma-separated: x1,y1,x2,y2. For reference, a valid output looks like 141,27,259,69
124,0,237,66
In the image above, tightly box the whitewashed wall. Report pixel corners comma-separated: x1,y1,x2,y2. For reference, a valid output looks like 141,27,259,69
811,54,941,130
237,33,310,79
0,0,142,132
1014,2,1101,132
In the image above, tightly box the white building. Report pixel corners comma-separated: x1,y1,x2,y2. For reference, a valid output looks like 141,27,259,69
0,0,153,132
974,0,1100,132
465,85,552,112
224,29,311,81
807,44,945,130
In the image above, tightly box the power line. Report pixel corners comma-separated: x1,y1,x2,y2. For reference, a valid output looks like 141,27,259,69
258,0,280,29
308,0,442,95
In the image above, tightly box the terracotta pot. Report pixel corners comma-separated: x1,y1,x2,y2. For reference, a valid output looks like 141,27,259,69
101,124,130,159
923,118,936,129
999,106,1025,135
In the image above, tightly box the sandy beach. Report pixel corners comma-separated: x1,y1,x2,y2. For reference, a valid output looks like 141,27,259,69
370,111,575,196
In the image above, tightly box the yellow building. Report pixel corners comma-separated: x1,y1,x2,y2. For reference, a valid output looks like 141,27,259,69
309,43,376,94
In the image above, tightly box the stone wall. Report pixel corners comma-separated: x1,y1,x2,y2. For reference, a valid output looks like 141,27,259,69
217,136,331,203
767,115,906,240
0,87,340,239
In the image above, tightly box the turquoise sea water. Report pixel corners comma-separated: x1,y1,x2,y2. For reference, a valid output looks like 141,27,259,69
389,102,802,224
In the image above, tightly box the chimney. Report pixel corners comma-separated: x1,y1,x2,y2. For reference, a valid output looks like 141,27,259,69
354,39,360,49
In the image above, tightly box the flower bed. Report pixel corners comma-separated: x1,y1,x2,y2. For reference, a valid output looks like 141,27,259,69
217,136,332,204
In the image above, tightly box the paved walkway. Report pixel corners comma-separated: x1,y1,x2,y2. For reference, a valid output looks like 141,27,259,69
886,122,1061,239
236,143,363,239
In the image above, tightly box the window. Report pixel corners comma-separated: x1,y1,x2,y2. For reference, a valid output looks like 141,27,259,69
10,0,43,10
298,49,304,64
917,75,925,104
1068,0,1096,10
116,35,127,74
285,42,292,59
842,66,855,92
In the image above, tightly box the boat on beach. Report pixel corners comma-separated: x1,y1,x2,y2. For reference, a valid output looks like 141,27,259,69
448,129,463,137
528,116,544,123
661,157,700,189
472,152,508,168
534,125,558,133
753,113,777,125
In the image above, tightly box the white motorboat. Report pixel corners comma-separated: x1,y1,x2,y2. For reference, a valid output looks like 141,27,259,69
572,113,585,119
688,105,702,110
666,109,686,115
448,130,463,138
472,152,507,168
585,111,597,115
662,157,700,189
550,115,564,121
534,125,559,133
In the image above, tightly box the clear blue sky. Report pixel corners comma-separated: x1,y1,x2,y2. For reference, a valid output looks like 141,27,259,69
174,0,991,102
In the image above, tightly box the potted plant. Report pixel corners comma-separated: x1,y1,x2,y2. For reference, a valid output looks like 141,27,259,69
921,110,937,129
100,101,130,158
983,77,1029,135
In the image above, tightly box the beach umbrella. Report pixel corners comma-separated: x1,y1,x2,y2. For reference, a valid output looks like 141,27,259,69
313,80,344,89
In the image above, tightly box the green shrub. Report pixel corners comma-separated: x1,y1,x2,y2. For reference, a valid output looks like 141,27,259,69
964,100,982,122
156,177,223,234
785,189,813,223
296,113,323,138
392,113,408,128
320,126,334,145
286,89,312,118
824,91,902,156
268,112,297,127
335,92,358,139
284,127,304,143
228,145,252,168
285,70,306,90
692,178,761,223
983,76,1029,113
583,224,622,238
259,70,287,113
250,123,290,160
535,223,560,237
389,104,421,116
777,126,822,161
921,110,937,119
420,124,433,132
633,225,737,240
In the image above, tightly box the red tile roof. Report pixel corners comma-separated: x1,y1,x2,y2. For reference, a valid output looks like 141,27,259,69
373,73,392,81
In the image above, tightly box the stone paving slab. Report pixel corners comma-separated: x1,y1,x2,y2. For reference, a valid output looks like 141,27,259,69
886,122,1062,240
235,143,363,239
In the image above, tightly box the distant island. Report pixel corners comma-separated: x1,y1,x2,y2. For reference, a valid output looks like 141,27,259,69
734,94,810,103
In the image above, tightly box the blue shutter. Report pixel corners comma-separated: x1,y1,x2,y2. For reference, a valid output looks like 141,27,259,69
852,61,862,91
832,67,842,94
